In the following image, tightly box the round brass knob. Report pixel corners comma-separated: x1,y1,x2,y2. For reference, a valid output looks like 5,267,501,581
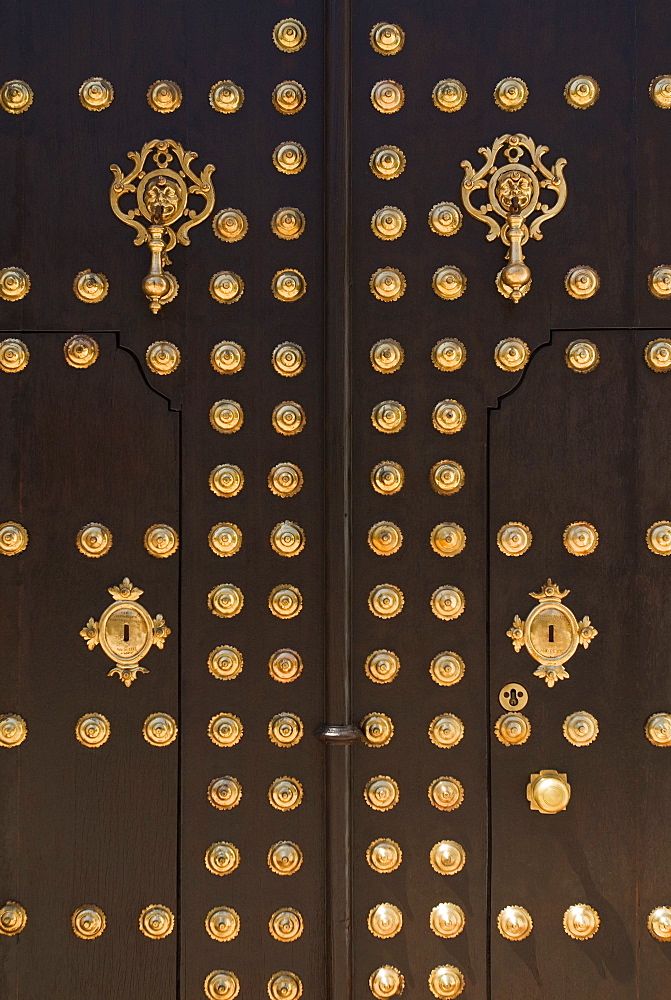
566,339,600,372
648,906,671,940
273,142,307,175
370,339,404,372
368,902,402,938
0,338,29,372
430,902,465,939
371,461,404,494
430,460,465,495
145,341,180,376
142,712,177,747
211,341,245,373
432,399,466,434
72,904,106,939
494,712,531,746
208,776,242,810
208,584,244,618
144,523,179,558
147,80,181,112
563,903,600,940
364,775,399,811
272,401,306,435
273,81,306,115
0,901,27,935
432,337,466,371
429,714,464,748
494,337,529,371
270,521,305,556
267,841,303,876
269,908,304,942
428,777,464,812
76,522,112,557
371,80,404,114
365,649,400,684
204,971,240,1000
497,522,532,557
268,463,303,497
430,652,465,687
366,838,402,873
563,711,599,747
268,648,303,683
269,584,303,619
209,523,242,557
0,267,30,302
208,713,243,748
431,585,465,621
645,338,671,371
210,271,244,304
0,80,33,114
272,208,306,240
209,399,244,433
213,209,248,244
272,269,307,302
428,965,465,998
361,713,394,747
210,464,244,498
272,342,306,375
268,971,303,1000
527,770,571,813
370,267,406,301
428,202,462,236
273,18,307,52
432,79,467,112
139,904,174,939
209,80,244,113
0,714,27,748
648,266,671,299
371,400,406,433
369,966,405,998
204,841,240,876
430,523,466,557
268,713,304,748
647,522,671,555
368,584,404,619
565,265,600,299
75,713,110,748
494,77,528,111
73,272,108,305
433,265,466,300
205,906,240,942
564,521,599,555
268,776,303,811
369,145,406,180
497,905,533,940
371,206,406,240
645,712,671,746
565,75,599,108
650,76,671,108
370,22,405,55
79,77,114,111
368,522,402,555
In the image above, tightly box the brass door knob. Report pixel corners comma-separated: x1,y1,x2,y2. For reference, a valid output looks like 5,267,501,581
527,769,571,814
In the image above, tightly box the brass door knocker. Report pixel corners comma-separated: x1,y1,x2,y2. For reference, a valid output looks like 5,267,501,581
110,139,215,313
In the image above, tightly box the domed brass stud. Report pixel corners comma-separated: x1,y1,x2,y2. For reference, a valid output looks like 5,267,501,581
0,338,29,372
143,712,177,747
72,905,106,939
268,841,303,875
433,399,466,434
144,523,179,558
364,775,399,811
565,265,600,299
648,906,671,940
210,399,244,434
645,712,671,746
497,522,532,557
213,209,248,244
371,339,404,372
272,401,306,435
270,521,305,557
368,521,402,556
268,648,303,683
0,714,27,747
432,79,467,112
563,711,599,747
139,904,174,939
208,584,244,618
63,335,100,371
371,80,404,114
430,460,465,495
269,908,304,942
268,462,303,497
208,713,243,748
368,584,404,618
428,202,463,237
268,971,303,1000
205,906,240,941
564,521,599,555
0,80,33,113
432,337,466,371
371,461,404,494
429,840,466,873
647,522,671,554
0,521,28,557
272,207,306,240
430,902,465,939
370,267,406,301
0,267,30,301
366,838,402,873
650,76,671,108
208,775,242,810
563,903,600,940
431,585,465,621
273,81,306,115
368,902,402,939
269,584,303,618
565,76,599,108
209,522,242,557
269,713,304,748
645,338,671,370
273,142,307,175
433,265,466,300
371,206,406,241
79,77,113,111
273,342,306,376
566,339,600,372
205,841,240,876
209,80,244,113
527,769,571,813
210,342,245,375
428,778,465,812
369,966,405,998
269,775,303,810
429,714,464,748
494,337,529,371
494,77,528,111
431,523,466,557
494,712,531,746
147,80,182,113
204,971,240,1000
369,146,406,180
428,965,465,999
210,464,244,497
273,18,307,52
497,905,533,941
430,651,465,686
210,271,244,304
272,269,307,302
371,400,406,433
648,266,671,299
365,649,401,684
370,22,405,55
76,522,112,558
361,713,394,747
0,901,27,935
75,713,110,748
73,271,108,304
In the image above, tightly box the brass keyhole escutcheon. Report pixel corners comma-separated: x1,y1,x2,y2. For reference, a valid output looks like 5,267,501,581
498,683,528,711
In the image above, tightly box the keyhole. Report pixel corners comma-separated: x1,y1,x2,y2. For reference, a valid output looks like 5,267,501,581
123,623,130,643
548,625,555,643
507,688,520,707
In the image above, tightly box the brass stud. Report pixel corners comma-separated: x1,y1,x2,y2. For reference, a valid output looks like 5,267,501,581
204,972,240,1000
497,522,532,557
564,521,598,555
268,971,303,1000
209,522,242,557
270,521,305,557
273,142,307,175
76,522,112,558
494,77,528,111
494,337,530,371
72,905,106,939
208,645,243,682
269,713,304,748
497,905,533,941
144,523,178,559
648,906,671,940
433,265,466,300
366,838,402,873
213,209,248,243
64,334,100,369
210,464,244,498
565,76,599,108
73,270,108,304
75,713,110,748
269,908,304,942
79,77,113,111
0,521,28,556
205,906,240,941
428,778,465,812
431,523,466,557
494,712,531,746
645,338,671,371
370,22,404,55
0,267,30,301
432,79,467,112
147,80,182,113
209,80,244,113
371,400,406,433
432,337,466,371
566,339,600,372
369,966,405,999
361,713,394,747
370,267,406,301
0,901,27,935
430,460,465,495
647,521,671,554
371,461,404,494
650,75,671,108
208,584,244,618
645,712,671,746
269,584,303,619
369,145,406,180
271,207,306,240
0,714,27,748
563,711,599,747
428,966,465,999
0,338,29,372
429,714,464,748
368,902,402,938
269,775,303,810
371,339,404,373
210,271,244,304
272,269,307,302
143,713,177,747
208,775,242,810
139,904,174,939
429,839,466,873
269,648,303,683
208,713,243,748
430,651,465,687
430,902,465,939
368,521,402,556
565,265,600,299
371,206,406,241
205,841,240,876
268,462,303,497
272,401,306,435
368,583,404,619
364,775,400,811
371,80,404,114
0,80,33,114
273,81,306,115
527,769,571,813
210,399,244,434
365,649,400,684
273,342,306,376
432,399,466,434
648,266,671,299
563,903,600,940
211,341,245,374
273,18,307,52
429,202,463,237
268,841,303,875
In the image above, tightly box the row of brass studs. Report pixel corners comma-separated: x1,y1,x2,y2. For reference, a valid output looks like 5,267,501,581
204,906,305,942
207,713,305,748
209,400,307,435
366,400,466,434
496,711,671,747
210,341,307,373
360,713,463,748
0,902,175,939
214,210,308,241
208,646,304,683
369,965,465,1000
203,970,303,1000
367,264,600,301
365,649,465,686
497,521,599,556
0,712,177,747
208,521,305,557
365,76,600,113
364,776,467,816
497,903,671,941
366,584,464,620
206,583,303,619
